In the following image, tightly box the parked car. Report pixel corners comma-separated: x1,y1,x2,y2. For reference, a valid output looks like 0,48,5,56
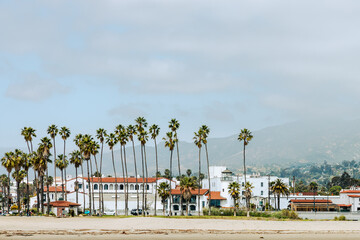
130,209,148,216
103,210,115,216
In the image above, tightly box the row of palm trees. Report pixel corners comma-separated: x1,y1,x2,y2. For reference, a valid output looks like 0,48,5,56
1,117,254,216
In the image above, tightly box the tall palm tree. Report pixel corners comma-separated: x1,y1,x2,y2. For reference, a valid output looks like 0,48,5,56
47,125,59,200
12,149,24,212
238,128,253,212
137,129,149,216
169,119,182,215
200,125,211,215
22,152,32,215
193,128,203,216
69,150,82,204
228,181,240,216
38,137,53,214
78,134,94,215
106,133,118,216
127,125,140,215
96,128,107,215
118,126,130,216
59,127,71,201
180,176,197,216
90,141,100,215
1,152,14,213
0,174,9,212
115,125,128,216
34,144,51,213
74,134,86,212
149,124,160,216
157,182,170,216
163,131,175,216
270,179,289,211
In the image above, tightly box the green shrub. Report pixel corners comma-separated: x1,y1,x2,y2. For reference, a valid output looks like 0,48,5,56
272,210,299,219
338,215,346,221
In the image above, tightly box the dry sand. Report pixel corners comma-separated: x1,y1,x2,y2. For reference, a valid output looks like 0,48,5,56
0,216,359,239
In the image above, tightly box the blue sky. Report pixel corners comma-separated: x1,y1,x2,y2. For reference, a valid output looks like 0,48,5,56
1,0,360,151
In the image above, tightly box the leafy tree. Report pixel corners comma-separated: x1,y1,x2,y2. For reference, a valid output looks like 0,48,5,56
228,181,240,216
157,182,170,216
180,176,197,216
329,186,342,195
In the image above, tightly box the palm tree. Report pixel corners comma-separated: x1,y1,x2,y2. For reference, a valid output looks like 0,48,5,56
0,175,9,212
163,131,175,216
270,179,289,211
200,125,211,215
34,145,50,213
74,134,86,212
47,125,59,200
157,182,170,216
70,150,82,204
59,127,71,201
244,182,254,211
96,128,107,215
137,129,149,216
20,127,36,215
106,133,118,216
309,181,318,212
193,129,203,216
238,128,253,212
12,170,26,212
56,154,68,200
228,181,240,216
1,152,14,213
22,152,32,215
78,134,94,215
186,169,192,177
169,119,183,215
90,141,100,215
38,137,53,214
149,124,160,216
127,125,140,215
115,125,129,215
180,176,197,216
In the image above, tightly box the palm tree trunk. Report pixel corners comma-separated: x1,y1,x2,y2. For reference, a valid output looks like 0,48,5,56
123,146,129,216
53,139,57,201
93,155,101,216
40,175,44,214
205,143,211,215
169,149,173,216
111,149,118,216
141,145,145,216
120,145,126,216
243,143,249,214
75,167,78,204
131,140,139,215
163,201,165,216
100,142,104,215
86,160,92,215
63,140,67,201
7,172,10,213
234,198,236,216
61,169,65,200
186,200,189,216
46,166,50,215
175,134,183,216
35,171,40,213
144,145,149,216
278,194,280,211
81,163,85,213
26,170,29,216
89,157,95,213
154,138,158,216
198,147,201,216
16,181,20,214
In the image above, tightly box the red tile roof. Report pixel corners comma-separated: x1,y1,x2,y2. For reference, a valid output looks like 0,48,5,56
80,177,168,183
206,191,227,200
341,190,360,194
44,186,68,192
44,201,81,207
171,188,209,195
347,195,360,198
290,199,332,203
338,204,352,207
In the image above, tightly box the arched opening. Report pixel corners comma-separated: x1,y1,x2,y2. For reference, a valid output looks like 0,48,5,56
104,184,108,190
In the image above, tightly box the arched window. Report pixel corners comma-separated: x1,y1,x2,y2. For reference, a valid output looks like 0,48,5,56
115,184,118,190
104,184,108,190
110,184,114,190
94,184,98,190
120,184,124,190
146,184,150,190
130,184,134,190
135,184,139,190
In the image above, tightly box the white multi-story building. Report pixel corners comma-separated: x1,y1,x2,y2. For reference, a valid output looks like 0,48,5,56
203,166,290,209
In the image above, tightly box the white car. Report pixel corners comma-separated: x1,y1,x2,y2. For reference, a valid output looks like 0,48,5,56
103,210,115,216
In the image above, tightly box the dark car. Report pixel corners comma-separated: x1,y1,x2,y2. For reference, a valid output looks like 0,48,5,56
130,209,149,216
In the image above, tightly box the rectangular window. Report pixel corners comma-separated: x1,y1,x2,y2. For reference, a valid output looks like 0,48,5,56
242,182,244,187
261,191,263,195
261,182,263,187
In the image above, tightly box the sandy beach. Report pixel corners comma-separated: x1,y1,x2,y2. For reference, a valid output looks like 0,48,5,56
0,216,359,239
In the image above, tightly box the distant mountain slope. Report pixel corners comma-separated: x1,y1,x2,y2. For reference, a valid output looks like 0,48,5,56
2,119,360,176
